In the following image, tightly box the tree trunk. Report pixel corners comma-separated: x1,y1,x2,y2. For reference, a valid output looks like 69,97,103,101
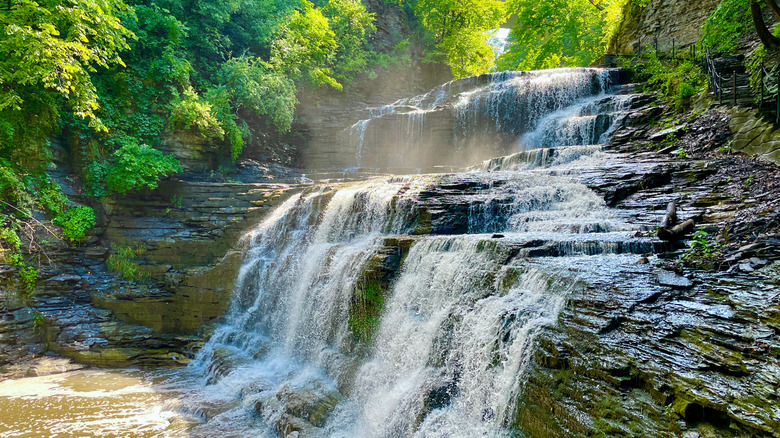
752,0,780,51
766,0,780,21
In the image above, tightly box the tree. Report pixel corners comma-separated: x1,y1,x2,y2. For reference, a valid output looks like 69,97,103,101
0,0,133,158
270,0,340,90
751,0,780,51
322,0,377,83
413,0,507,78
498,0,616,71
220,56,298,133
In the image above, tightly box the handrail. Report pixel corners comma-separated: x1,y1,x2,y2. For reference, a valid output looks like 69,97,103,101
703,46,779,122
615,38,780,123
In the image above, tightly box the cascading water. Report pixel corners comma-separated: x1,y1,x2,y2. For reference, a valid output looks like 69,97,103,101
179,67,651,437
346,68,630,169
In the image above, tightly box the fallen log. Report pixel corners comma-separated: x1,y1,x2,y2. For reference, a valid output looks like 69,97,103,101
657,218,695,241
660,202,677,229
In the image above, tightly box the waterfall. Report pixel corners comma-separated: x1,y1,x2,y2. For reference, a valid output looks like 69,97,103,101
346,68,623,169
323,238,570,438
183,67,650,437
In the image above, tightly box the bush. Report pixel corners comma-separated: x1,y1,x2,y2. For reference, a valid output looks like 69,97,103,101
19,265,38,294
54,206,96,242
169,87,225,140
628,50,706,111
35,177,68,216
105,143,181,194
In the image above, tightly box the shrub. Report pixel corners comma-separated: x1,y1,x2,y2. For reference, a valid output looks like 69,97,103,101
105,143,181,195
169,86,225,140
19,265,38,294
35,177,68,216
628,50,706,112
682,228,722,269
54,206,96,242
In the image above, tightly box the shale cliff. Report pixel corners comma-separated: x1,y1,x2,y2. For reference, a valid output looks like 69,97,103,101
611,0,721,54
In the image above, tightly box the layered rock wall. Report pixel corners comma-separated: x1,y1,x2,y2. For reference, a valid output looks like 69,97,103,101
612,0,720,55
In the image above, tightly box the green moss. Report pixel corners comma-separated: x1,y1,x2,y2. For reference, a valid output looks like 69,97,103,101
348,279,386,344
413,208,433,235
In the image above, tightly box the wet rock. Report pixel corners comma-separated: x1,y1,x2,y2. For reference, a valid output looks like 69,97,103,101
254,380,343,436
658,270,693,288
649,125,686,142
738,263,754,273
749,257,768,267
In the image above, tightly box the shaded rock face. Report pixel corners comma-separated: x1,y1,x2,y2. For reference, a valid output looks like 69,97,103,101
158,128,220,172
729,106,780,166
612,0,720,54
515,261,780,438
0,174,303,370
95,179,301,333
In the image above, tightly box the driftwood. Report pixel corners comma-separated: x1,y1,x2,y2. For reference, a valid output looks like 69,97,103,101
660,202,677,230
657,201,694,241
658,219,695,241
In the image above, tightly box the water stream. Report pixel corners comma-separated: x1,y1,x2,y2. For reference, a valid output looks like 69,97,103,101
0,67,647,437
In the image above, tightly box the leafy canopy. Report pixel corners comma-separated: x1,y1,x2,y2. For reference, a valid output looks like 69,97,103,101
413,0,507,78
0,0,133,162
498,0,626,71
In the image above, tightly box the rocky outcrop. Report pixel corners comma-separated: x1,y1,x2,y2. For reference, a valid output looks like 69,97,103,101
611,0,720,55
95,178,300,332
510,100,780,437
515,263,780,438
0,172,302,371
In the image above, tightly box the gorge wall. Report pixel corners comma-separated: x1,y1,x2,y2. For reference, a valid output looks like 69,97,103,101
611,0,720,54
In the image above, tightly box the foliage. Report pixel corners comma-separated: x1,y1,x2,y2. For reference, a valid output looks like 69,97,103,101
31,311,48,329
321,0,377,83
628,49,706,111
682,228,722,269
271,0,340,89
19,265,39,294
107,245,150,281
36,186,67,217
105,143,181,194
413,0,507,77
702,0,753,53
498,0,626,71
0,0,133,133
220,57,298,134
53,206,97,242
0,159,34,213
170,87,225,141
0,0,133,171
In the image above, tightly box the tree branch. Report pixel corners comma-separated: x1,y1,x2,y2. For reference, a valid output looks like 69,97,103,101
585,0,605,11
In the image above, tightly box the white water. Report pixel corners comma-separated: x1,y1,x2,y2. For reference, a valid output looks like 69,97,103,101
323,238,570,438
175,67,648,437
348,68,620,169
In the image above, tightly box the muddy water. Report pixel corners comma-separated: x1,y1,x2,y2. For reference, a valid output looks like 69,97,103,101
0,369,195,437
